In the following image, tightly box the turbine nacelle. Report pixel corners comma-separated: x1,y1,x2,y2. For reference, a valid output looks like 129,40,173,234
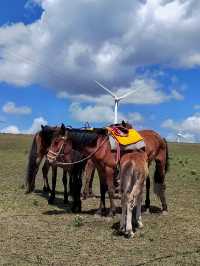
95,80,136,124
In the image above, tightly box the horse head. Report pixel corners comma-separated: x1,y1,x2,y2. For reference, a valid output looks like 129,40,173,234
47,124,73,164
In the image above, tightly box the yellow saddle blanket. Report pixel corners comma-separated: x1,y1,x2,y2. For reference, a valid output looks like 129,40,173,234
107,127,144,146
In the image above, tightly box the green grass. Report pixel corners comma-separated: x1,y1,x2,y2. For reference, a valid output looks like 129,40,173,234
0,135,200,265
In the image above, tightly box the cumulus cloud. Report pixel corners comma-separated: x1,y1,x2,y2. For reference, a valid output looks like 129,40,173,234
0,117,47,134
2,101,32,115
69,102,145,126
69,102,124,124
0,125,20,134
0,0,197,99
162,113,200,142
25,116,48,133
58,78,183,105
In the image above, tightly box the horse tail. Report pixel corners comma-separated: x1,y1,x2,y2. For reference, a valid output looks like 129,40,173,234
153,138,168,211
25,134,40,193
163,138,170,173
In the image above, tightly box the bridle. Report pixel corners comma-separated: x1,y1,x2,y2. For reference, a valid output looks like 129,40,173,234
47,135,109,166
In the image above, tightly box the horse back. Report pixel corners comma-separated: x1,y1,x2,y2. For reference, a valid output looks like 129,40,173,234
139,130,166,162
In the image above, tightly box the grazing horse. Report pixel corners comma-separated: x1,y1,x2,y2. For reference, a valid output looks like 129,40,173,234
120,150,149,238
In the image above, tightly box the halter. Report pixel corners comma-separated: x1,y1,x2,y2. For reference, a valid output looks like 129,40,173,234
47,136,109,166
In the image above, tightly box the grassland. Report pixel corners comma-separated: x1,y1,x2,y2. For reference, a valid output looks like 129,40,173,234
0,133,200,265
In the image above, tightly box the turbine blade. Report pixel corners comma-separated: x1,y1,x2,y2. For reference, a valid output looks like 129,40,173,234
94,80,116,98
118,89,136,100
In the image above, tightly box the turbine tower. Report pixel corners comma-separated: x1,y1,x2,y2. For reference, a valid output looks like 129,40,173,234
176,131,184,143
95,80,136,124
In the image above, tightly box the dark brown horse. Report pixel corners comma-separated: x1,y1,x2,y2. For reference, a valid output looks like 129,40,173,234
25,125,59,193
25,125,92,211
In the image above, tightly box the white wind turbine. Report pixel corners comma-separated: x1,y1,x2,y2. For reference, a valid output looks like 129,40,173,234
176,130,185,143
95,80,136,124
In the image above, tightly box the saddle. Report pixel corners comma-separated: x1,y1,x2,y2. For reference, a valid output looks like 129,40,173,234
107,125,144,146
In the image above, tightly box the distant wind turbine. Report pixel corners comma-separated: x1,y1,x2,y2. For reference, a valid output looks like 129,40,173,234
176,131,185,143
95,80,136,124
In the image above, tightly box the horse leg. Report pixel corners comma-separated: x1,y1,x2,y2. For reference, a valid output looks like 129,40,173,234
88,168,95,197
62,169,68,204
82,161,95,199
42,160,51,192
145,175,150,212
106,167,116,217
136,194,144,228
48,166,57,205
125,199,135,238
154,159,168,213
96,169,106,216
120,194,126,234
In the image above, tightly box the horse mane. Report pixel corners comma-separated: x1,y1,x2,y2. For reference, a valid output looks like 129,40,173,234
67,128,107,149
39,126,58,147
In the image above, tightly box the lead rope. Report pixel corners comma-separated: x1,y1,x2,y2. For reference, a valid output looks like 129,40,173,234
49,136,109,166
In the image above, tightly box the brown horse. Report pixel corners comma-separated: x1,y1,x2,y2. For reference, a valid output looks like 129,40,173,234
80,127,169,213
47,124,117,216
120,150,149,238
47,124,169,216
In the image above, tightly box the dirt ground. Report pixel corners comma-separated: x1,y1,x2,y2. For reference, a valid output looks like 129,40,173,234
0,134,200,265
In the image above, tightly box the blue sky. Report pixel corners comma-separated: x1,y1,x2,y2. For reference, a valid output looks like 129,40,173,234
0,0,200,142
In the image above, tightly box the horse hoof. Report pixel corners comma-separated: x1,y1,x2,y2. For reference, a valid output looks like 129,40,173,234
143,208,151,214
43,186,48,193
72,207,81,213
125,231,135,239
64,199,68,204
88,192,96,198
119,227,125,235
95,208,106,217
137,221,144,229
162,210,168,216
48,198,54,205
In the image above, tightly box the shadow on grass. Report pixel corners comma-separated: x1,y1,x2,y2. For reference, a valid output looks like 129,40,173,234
34,189,73,214
141,204,162,214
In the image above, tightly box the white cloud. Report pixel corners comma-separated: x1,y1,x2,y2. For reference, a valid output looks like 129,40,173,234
0,125,20,134
69,102,125,124
0,117,47,134
0,0,198,97
58,78,183,105
127,112,144,123
25,117,48,134
162,113,200,142
194,104,200,110
68,102,146,127
2,101,32,115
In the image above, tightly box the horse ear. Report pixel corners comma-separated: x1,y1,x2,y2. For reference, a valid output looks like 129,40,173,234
122,120,126,127
60,123,65,135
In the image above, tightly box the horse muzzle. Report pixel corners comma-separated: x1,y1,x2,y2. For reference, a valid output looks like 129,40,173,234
47,151,58,164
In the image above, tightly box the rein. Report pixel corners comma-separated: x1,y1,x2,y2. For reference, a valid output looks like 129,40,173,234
48,136,109,166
